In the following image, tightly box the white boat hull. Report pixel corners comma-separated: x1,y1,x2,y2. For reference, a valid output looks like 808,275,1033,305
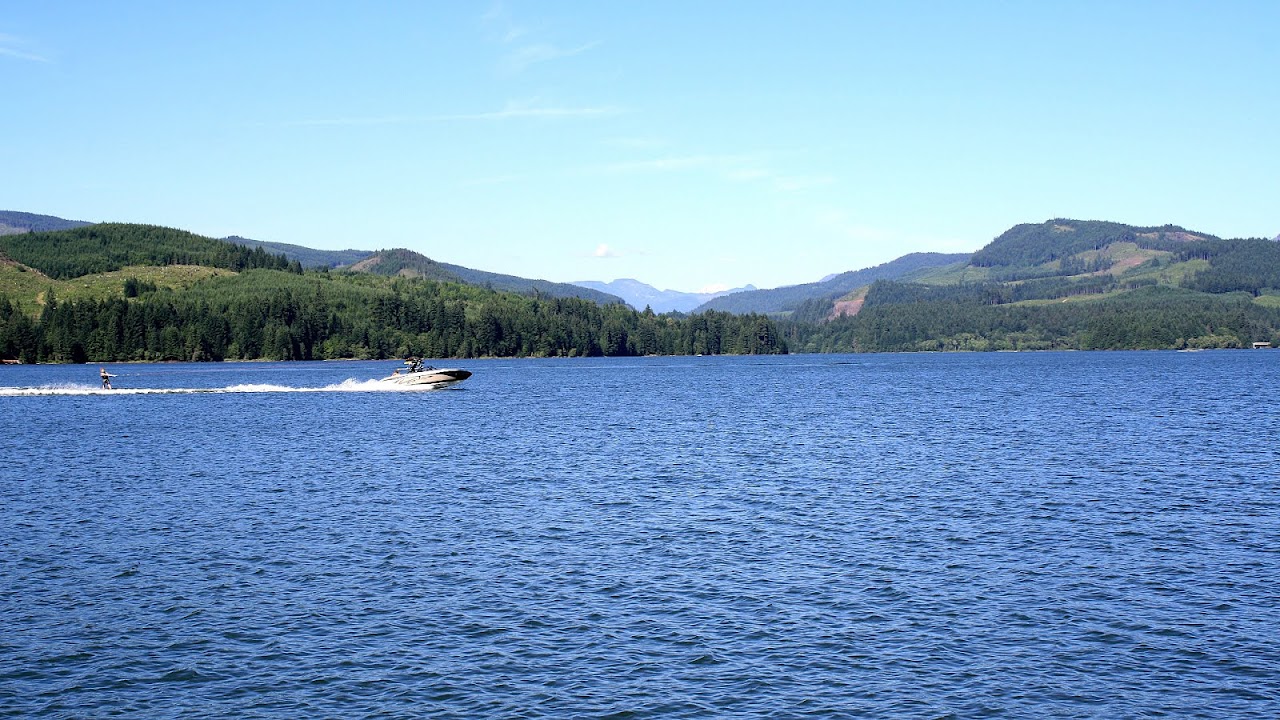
379,367,472,389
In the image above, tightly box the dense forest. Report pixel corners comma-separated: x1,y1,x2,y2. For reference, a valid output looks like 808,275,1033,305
0,224,303,279
0,270,786,363
787,283,1280,352
969,220,1220,269
0,223,783,363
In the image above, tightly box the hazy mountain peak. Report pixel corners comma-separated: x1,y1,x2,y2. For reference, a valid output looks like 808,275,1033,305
0,210,92,235
572,278,754,313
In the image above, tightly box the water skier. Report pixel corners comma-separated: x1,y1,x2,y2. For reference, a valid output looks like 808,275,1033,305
100,366,114,390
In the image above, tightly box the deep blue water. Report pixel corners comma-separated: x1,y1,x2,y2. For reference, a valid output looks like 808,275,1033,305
2,352,1279,718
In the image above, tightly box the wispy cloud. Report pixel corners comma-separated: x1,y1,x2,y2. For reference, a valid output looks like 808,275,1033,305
592,243,621,258
275,115,417,128
603,136,669,150
726,168,770,182
443,100,624,121
0,34,50,63
591,149,842,199
501,41,600,74
481,3,599,74
773,174,837,192
270,100,623,128
813,210,898,244
460,173,525,187
481,2,535,44
598,154,741,174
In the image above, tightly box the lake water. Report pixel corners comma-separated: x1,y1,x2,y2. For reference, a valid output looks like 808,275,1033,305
2,352,1278,718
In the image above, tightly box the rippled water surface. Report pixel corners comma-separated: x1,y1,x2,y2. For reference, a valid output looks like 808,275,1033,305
3,353,1279,718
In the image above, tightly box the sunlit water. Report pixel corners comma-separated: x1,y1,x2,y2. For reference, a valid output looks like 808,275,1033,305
2,353,1278,718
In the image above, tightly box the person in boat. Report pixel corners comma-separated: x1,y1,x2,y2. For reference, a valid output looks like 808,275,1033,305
99,366,113,390
405,356,424,374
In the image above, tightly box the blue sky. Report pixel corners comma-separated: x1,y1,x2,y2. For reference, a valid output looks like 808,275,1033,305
2,1,1276,293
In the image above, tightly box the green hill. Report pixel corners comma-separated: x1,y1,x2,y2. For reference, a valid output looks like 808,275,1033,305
223,235,371,269
345,248,465,283
970,219,1218,271
789,219,1280,352
344,248,625,305
695,252,971,315
223,236,625,304
0,224,298,280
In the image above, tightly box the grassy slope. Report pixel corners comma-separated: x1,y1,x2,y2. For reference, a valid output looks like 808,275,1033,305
0,263,234,315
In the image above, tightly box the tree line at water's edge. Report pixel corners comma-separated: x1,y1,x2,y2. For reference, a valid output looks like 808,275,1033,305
8,274,1280,362
0,270,787,363
786,283,1280,352
5,218,1280,362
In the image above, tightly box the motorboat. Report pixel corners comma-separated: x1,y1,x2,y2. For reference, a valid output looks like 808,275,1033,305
380,358,472,389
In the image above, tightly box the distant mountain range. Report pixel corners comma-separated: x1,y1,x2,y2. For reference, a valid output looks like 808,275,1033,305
694,252,972,315
0,210,92,235
571,278,756,313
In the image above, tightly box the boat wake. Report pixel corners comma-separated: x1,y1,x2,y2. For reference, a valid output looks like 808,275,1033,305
0,378,460,397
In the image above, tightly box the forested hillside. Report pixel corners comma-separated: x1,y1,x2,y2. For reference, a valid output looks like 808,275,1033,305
789,283,1280,352
224,235,371,269
695,252,969,315
0,226,784,363
6,212,623,304
346,248,624,304
346,249,464,283
788,219,1280,352
0,224,301,279
970,219,1219,269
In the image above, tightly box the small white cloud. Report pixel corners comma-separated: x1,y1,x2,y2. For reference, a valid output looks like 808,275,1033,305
697,283,731,294
593,243,621,258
